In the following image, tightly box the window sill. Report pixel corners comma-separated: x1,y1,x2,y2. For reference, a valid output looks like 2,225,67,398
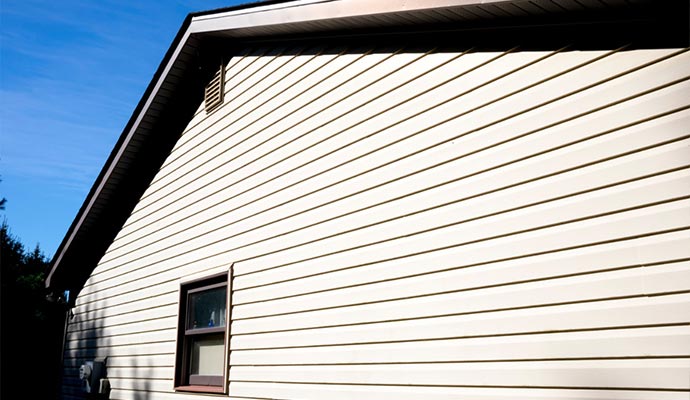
174,385,225,394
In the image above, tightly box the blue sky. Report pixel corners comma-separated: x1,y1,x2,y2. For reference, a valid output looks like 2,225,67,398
0,0,243,257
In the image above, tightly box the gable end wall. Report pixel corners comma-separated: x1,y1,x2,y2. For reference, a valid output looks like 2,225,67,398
61,43,690,399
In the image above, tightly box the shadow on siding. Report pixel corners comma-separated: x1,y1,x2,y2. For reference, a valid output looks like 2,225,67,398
60,299,159,400
60,300,108,400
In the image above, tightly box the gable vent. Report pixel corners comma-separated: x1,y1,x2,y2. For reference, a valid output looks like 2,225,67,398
204,64,224,113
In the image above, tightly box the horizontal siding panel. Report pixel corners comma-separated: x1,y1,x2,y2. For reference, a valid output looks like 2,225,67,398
98,49,515,245
108,392,262,400
67,300,176,330
225,93,689,272
121,50,568,239
73,261,229,308
72,291,178,322
86,367,175,382
84,49,689,290
79,388,258,400
231,293,690,349
232,255,690,334
83,49,486,284
70,206,684,328
146,48,676,248
229,82,690,280
74,286,177,315
232,196,690,304
110,390,268,400
228,382,690,400
75,172,690,308
126,50,361,220
140,57,652,260
120,49,405,232
65,328,175,351
230,325,690,365
232,168,690,316
101,49,459,267
73,261,231,308
74,270,180,307
228,359,690,389
170,49,337,160
137,50,323,200
97,49,374,262
97,378,174,393
67,303,177,333
135,49,286,188
80,104,690,297
233,226,690,310
64,354,173,368
66,316,177,340
65,366,173,380
234,253,690,326
75,132,689,305
63,342,173,360
75,204,688,316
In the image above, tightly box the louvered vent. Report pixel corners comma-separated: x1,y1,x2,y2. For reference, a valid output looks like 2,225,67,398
204,64,224,113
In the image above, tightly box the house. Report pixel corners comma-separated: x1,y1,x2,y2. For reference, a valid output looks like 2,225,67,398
46,0,690,399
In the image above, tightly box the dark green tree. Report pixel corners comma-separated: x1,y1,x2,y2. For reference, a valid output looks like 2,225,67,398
1,221,65,399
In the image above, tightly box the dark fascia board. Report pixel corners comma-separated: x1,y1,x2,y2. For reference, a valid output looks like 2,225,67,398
46,0,682,295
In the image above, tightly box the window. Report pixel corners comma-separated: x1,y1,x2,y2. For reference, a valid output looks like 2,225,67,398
174,271,230,393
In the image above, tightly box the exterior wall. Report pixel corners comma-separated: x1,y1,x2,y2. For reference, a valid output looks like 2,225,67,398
62,44,690,399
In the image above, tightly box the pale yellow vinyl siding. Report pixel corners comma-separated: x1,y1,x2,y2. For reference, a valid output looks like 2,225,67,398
62,45,690,400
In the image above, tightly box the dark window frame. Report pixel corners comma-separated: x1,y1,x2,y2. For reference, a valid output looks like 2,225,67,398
174,269,231,394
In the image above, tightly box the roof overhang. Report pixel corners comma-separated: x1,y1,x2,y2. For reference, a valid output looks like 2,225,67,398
46,0,688,300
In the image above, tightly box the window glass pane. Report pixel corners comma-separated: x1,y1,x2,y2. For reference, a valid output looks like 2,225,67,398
188,287,226,329
190,334,224,376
